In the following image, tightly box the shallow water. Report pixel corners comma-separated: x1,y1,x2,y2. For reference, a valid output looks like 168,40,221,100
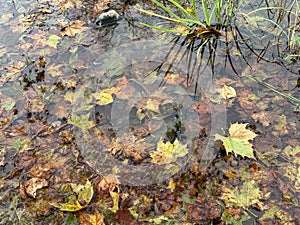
0,0,299,224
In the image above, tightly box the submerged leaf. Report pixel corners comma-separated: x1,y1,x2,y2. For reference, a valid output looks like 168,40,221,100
92,91,113,105
50,180,94,212
220,180,262,209
150,138,188,165
68,113,95,132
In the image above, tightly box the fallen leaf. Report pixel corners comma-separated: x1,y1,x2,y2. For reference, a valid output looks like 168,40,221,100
79,211,105,225
44,35,61,49
272,114,288,135
110,191,119,213
50,180,93,212
251,111,273,126
228,123,257,141
68,113,95,132
60,20,89,37
92,90,114,105
219,85,237,99
220,180,262,209
23,177,48,198
215,123,257,159
150,138,188,165
97,174,120,192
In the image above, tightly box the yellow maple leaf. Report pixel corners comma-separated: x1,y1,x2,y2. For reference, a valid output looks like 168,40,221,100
150,138,188,165
219,84,236,99
229,123,257,140
60,20,89,37
215,123,257,159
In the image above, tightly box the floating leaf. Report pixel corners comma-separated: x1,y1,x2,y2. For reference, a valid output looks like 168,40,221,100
215,123,257,159
220,180,262,209
50,180,93,212
150,138,188,165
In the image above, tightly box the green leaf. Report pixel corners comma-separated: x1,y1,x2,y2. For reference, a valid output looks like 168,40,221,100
215,123,257,159
220,180,262,209
215,134,255,159
70,180,94,204
221,209,250,225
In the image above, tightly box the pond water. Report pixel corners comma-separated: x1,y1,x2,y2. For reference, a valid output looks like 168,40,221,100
0,0,299,224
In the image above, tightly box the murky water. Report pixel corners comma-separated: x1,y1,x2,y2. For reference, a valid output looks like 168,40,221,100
0,0,299,224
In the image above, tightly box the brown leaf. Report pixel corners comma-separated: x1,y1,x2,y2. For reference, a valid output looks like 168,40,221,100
97,174,120,193
60,20,89,37
116,209,138,225
251,111,273,126
23,177,48,198
79,211,105,225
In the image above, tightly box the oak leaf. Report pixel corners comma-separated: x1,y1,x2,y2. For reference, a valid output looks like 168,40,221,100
215,123,257,159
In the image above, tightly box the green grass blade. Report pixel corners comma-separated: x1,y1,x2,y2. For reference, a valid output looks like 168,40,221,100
202,0,210,25
151,0,181,20
136,6,184,23
140,22,190,34
246,75,300,106
191,0,197,18
180,18,206,27
168,0,196,19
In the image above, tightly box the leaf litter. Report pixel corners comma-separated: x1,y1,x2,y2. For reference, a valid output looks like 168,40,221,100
0,0,299,224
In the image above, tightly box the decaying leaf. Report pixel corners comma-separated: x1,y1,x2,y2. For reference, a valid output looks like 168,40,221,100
272,114,288,135
251,111,273,126
97,173,120,192
220,180,262,209
150,138,188,165
219,84,237,99
44,35,61,49
79,211,105,225
23,177,48,198
92,90,114,105
60,20,89,37
110,191,119,213
68,113,95,132
215,123,257,159
50,180,93,212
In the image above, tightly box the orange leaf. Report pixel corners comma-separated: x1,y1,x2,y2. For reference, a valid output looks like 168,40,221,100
60,20,89,37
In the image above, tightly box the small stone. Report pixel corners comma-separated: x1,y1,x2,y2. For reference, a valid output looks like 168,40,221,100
94,10,120,28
